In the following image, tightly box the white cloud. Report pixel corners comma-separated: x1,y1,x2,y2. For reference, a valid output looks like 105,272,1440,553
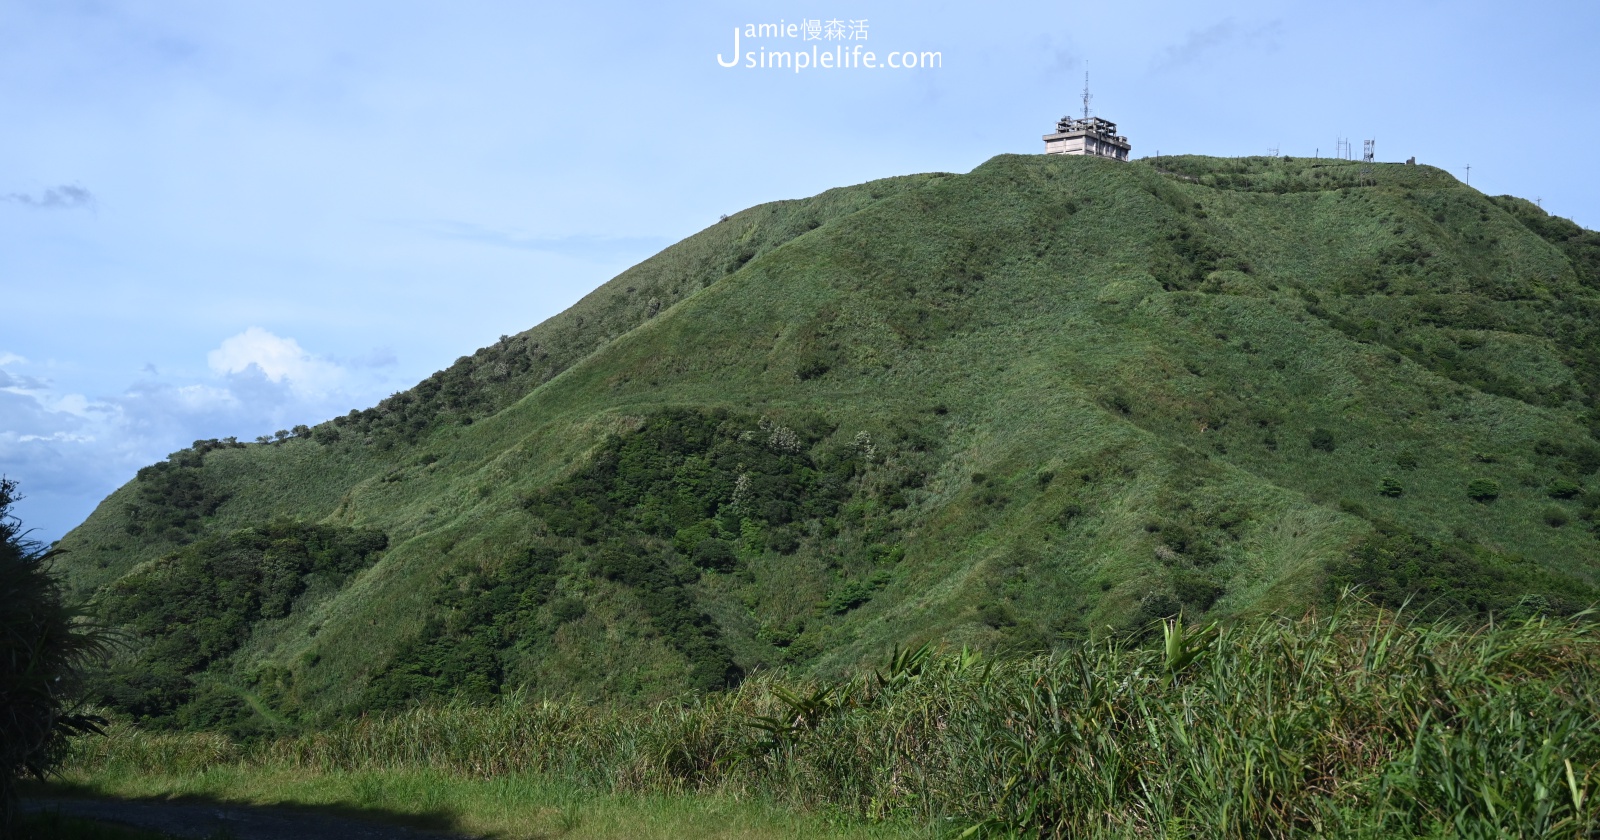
18,431,95,443
43,393,93,416
0,332,397,541
172,383,241,411
206,327,344,395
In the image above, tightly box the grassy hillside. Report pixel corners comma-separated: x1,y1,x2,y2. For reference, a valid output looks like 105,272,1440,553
56,153,1600,730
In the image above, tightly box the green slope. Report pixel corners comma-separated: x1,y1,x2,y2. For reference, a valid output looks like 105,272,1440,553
58,153,1600,730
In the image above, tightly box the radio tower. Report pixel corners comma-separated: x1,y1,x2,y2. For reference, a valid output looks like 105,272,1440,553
1081,65,1093,120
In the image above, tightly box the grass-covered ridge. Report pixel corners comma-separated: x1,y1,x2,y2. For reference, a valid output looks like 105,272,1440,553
56,152,1600,722
58,606,1600,838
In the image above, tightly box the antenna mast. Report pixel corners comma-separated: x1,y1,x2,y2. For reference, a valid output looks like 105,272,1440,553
1081,64,1093,120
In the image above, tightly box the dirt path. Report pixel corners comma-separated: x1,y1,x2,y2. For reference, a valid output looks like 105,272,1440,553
23,797,482,840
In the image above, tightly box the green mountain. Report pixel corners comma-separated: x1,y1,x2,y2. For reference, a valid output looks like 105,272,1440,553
56,153,1600,733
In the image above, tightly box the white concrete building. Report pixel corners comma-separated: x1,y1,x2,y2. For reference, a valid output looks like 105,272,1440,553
1043,116,1131,161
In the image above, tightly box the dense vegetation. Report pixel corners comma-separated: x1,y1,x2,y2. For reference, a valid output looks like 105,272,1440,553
1328,521,1597,619
364,409,914,708
1,479,106,832
53,153,1600,720
64,605,1600,838
119,438,243,545
88,522,387,738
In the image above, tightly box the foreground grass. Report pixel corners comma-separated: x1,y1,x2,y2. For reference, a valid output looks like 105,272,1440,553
56,604,1600,838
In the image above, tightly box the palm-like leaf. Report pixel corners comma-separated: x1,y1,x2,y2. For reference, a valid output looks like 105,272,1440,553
0,479,111,832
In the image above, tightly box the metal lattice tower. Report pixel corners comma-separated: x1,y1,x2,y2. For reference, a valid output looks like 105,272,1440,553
1081,68,1093,120
1363,139,1375,162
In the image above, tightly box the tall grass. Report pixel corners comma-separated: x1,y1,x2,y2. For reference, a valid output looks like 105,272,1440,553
65,603,1600,838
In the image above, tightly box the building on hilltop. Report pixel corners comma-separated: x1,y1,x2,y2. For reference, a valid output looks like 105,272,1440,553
1043,116,1131,161
1043,71,1131,161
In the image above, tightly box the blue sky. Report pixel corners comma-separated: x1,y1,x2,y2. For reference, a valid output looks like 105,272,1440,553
3,0,1597,541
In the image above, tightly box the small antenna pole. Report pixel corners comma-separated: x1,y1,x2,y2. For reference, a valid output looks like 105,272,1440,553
1465,164,1471,186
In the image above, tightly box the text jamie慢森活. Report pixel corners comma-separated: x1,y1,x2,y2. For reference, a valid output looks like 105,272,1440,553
716,19,941,72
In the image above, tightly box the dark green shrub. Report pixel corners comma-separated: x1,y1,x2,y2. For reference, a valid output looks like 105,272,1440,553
1395,450,1419,470
1157,523,1194,553
1309,428,1336,452
1326,522,1595,618
976,602,1017,628
794,356,831,381
1378,477,1404,497
995,621,1051,654
1133,593,1184,631
1467,478,1501,502
765,527,800,554
173,683,264,741
823,572,889,615
1547,478,1583,499
548,597,587,624
691,539,738,572
1,479,107,829
1544,507,1570,528
1174,571,1224,611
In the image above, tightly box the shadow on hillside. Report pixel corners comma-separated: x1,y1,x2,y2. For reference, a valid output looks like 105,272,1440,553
21,780,490,839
